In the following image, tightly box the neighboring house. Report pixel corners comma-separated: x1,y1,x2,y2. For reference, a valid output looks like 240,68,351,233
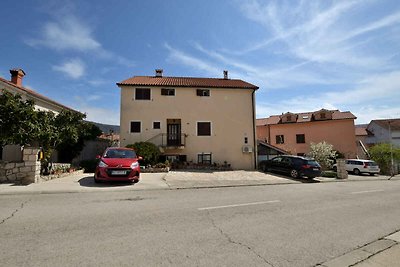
0,68,77,161
256,109,357,158
117,69,258,170
355,124,370,159
366,119,400,147
0,69,76,113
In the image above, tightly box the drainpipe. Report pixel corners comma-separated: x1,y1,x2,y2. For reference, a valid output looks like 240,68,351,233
252,89,257,170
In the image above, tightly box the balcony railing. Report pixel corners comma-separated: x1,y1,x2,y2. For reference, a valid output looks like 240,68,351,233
146,133,186,149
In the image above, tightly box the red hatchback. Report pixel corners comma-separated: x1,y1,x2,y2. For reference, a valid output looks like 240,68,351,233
94,147,141,183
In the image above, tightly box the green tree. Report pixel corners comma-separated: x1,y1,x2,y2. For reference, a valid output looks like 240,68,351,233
369,143,400,175
1,91,101,166
308,141,337,170
0,91,38,146
126,142,160,165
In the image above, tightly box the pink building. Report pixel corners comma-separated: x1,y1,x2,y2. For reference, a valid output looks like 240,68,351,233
257,109,357,158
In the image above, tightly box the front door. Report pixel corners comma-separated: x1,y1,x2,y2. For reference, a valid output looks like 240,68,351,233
167,123,181,146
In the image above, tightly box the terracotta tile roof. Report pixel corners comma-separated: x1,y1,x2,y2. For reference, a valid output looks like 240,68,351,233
0,76,78,113
355,126,368,136
371,119,400,131
257,109,356,125
256,116,280,126
117,76,259,89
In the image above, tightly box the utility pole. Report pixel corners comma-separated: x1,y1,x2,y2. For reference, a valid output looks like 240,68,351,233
388,120,394,180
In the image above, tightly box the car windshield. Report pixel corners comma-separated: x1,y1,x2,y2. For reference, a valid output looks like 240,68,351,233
104,149,136,159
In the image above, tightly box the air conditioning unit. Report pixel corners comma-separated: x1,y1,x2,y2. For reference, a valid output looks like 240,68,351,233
242,145,253,153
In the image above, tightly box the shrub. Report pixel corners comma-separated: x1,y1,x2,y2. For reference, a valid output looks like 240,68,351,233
79,159,99,173
126,142,160,165
369,143,400,175
321,171,337,178
308,141,337,170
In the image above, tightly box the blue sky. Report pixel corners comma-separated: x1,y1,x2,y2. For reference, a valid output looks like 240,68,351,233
1,0,400,125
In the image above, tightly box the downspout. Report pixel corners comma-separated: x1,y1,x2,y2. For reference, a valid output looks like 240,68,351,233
252,89,257,170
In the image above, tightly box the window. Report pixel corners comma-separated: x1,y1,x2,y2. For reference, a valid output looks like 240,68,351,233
196,89,210,97
153,121,161,129
161,88,175,96
197,122,211,136
276,135,284,144
296,134,305,144
198,153,212,165
320,113,326,119
130,121,141,133
286,116,291,122
135,88,150,100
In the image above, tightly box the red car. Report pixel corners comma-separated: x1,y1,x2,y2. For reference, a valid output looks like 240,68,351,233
94,147,141,183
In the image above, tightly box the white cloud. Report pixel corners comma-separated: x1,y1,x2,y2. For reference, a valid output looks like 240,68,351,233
26,15,134,67
165,43,221,77
52,58,85,79
73,96,119,125
27,16,100,51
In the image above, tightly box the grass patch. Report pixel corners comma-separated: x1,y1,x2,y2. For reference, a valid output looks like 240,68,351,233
321,171,337,178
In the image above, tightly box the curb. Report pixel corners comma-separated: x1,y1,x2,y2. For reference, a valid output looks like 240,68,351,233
316,230,400,267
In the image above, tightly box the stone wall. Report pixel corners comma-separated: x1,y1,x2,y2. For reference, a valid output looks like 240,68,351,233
0,147,41,184
336,159,348,179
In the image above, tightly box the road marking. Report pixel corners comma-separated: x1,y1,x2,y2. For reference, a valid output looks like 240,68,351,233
351,189,384,194
198,200,281,211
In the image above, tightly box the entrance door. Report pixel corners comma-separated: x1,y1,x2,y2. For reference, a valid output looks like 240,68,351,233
167,123,181,146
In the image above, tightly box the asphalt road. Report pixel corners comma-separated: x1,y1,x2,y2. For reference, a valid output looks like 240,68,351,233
1,179,400,267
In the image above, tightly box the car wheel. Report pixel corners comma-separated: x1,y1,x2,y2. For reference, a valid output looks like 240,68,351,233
353,168,361,175
262,164,268,172
369,173,375,176
132,179,139,184
94,175,101,183
290,169,299,178
333,166,337,172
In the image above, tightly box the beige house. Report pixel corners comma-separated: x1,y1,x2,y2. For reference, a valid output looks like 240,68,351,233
117,70,258,170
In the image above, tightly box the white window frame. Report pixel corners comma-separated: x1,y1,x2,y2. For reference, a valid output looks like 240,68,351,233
153,121,161,130
196,121,212,137
197,152,212,164
161,88,176,96
129,120,141,133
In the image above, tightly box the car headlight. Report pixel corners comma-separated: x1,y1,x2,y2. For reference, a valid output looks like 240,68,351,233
98,161,108,168
130,162,139,169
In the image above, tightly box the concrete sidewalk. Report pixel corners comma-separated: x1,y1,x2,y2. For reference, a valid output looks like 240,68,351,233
318,231,400,267
0,170,397,195
0,172,170,195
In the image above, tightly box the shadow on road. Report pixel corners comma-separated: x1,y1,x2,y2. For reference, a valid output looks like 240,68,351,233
78,176,135,188
264,171,320,183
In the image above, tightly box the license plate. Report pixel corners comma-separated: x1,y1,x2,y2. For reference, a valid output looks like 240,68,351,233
112,170,126,175
313,168,319,171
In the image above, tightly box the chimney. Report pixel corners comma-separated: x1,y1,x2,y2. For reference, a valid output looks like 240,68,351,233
10,68,26,87
223,70,228,79
155,69,163,77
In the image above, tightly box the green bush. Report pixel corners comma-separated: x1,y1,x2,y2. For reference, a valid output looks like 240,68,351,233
321,171,337,178
126,142,160,165
79,159,99,173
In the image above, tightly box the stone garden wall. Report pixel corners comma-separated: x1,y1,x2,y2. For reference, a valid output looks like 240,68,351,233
0,147,41,184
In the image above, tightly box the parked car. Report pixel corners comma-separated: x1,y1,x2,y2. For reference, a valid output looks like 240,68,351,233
259,155,322,179
333,159,380,176
94,147,142,183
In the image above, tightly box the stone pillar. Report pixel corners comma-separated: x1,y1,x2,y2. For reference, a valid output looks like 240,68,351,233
336,159,348,179
21,147,41,184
